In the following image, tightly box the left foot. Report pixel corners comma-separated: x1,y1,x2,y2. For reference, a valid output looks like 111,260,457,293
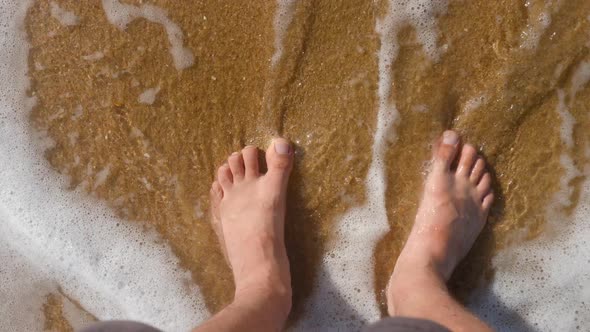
209,139,294,307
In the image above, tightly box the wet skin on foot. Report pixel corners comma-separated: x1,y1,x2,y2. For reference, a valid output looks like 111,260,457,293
209,138,294,313
388,130,494,315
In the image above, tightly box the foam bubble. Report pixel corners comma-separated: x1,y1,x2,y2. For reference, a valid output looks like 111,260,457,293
463,94,488,114
570,61,590,99
0,226,52,332
550,65,588,215
50,1,79,26
60,294,97,330
555,60,590,150
101,0,195,71
271,0,297,67
138,87,160,105
0,1,208,330
556,89,575,149
93,164,112,190
376,0,449,63
520,0,561,50
82,51,105,62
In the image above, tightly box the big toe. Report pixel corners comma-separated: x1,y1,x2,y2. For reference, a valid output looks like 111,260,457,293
433,130,460,173
265,138,294,187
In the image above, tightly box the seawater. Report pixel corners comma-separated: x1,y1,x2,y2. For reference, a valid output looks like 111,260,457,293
0,0,589,331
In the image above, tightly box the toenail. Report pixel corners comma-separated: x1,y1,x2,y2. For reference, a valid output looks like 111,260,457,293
274,139,291,155
443,131,459,145
231,152,240,156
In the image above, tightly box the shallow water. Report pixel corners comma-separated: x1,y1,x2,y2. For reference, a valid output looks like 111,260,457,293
1,0,589,331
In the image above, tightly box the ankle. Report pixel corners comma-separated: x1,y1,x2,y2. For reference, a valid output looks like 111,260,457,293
234,264,292,311
230,232,290,283
387,254,449,316
401,229,459,280
234,275,292,320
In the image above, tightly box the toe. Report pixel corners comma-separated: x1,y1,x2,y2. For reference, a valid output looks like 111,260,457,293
242,146,260,179
210,181,223,201
210,181,223,220
217,163,233,190
210,181,229,264
228,152,245,182
433,130,460,173
457,144,477,177
482,193,495,215
477,173,492,199
470,158,486,184
265,138,294,188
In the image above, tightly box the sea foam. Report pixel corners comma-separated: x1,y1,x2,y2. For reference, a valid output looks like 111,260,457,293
101,0,195,71
271,0,298,68
50,1,79,26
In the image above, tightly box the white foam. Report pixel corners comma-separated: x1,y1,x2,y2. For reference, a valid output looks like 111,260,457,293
67,131,79,145
271,0,298,67
549,62,588,215
72,104,84,120
50,1,79,26
412,104,428,113
570,61,590,100
376,0,449,62
101,0,195,71
555,60,590,150
520,0,561,50
551,153,582,213
556,89,575,149
60,294,97,330
0,1,208,331
463,94,488,114
138,87,160,105
261,0,297,130
93,164,112,190
193,202,205,219
469,173,590,331
82,51,105,62
0,223,53,332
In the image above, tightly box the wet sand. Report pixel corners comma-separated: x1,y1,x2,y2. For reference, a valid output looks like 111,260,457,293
43,294,74,332
42,291,97,331
25,0,590,328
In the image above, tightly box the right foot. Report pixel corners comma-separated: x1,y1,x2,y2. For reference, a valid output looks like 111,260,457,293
209,139,294,308
390,130,494,290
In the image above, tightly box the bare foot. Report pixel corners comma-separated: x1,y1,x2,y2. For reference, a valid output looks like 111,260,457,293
396,130,493,279
209,138,294,310
388,130,494,317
